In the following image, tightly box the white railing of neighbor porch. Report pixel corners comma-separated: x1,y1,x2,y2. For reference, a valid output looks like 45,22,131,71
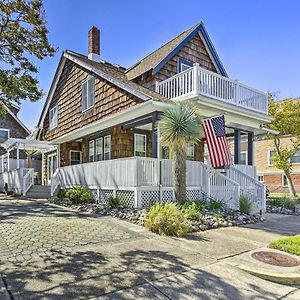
156,64,268,114
22,168,34,196
50,169,60,196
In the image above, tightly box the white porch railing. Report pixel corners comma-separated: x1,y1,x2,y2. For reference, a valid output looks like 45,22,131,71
22,168,34,196
209,171,240,210
227,165,265,213
155,64,268,114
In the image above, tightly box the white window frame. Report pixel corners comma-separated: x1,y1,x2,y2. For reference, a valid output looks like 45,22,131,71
96,137,103,161
257,175,264,183
82,76,95,112
240,151,248,165
49,104,58,130
0,128,10,142
104,135,111,160
268,149,274,166
291,148,300,165
89,140,95,162
69,150,82,165
186,143,195,160
134,133,147,157
282,174,288,187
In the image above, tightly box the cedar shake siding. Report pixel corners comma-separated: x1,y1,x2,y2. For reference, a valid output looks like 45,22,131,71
134,34,218,91
39,60,143,142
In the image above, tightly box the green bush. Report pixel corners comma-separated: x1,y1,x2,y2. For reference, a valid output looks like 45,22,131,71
267,197,297,211
239,195,252,215
57,189,67,200
145,203,189,237
64,185,93,204
269,235,300,256
208,200,224,211
106,195,127,209
182,202,204,221
180,200,206,214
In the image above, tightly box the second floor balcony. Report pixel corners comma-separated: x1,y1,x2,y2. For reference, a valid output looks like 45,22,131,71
155,64,268,115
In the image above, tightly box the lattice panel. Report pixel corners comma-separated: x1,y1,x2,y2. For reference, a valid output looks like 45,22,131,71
116,190,135,208
186,189,202,201
141,191,160,208
91,189,99,203
161,190,174,203
98,190,114,205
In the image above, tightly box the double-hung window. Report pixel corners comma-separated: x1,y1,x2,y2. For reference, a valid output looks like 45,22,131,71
268,149,274,166
96,137,103,161
134,134,147,157
291,148,300,164
82,76,95,111
89,140,95,162
186,143,195,160
70,151,81,165
104,135,111,160
0,129,9,143
49,104,58,130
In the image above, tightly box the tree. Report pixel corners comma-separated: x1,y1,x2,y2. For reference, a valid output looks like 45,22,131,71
158,103,202,201
0,0,56,115
268,97,300,197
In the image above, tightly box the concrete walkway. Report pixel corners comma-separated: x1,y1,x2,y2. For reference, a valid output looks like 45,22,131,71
0,196,299,299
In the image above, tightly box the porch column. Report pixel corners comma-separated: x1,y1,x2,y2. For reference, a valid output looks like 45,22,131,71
234,129,241,164
41,152,45,186
16,144,20,169
57,144,60,168
152,112,159,158
1,157,4,173
247,132,254,166
7,150,10,171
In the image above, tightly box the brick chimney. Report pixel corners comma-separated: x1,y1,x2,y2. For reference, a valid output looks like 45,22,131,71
88,26,100,62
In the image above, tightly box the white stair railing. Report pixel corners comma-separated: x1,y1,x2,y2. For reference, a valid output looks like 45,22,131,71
227,165,265,213
51,168,60,196
209,171,240,210
22,168,34,196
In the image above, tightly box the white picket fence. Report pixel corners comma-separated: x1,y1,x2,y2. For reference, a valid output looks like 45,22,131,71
50,157,265,212
155,64,268,114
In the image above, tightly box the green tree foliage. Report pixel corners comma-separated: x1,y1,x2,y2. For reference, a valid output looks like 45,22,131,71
0,0,56,115
158,103,202,201
268,97,300,197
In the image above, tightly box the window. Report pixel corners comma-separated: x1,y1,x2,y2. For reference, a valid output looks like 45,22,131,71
186,144,195,160
162,146,170,159
240,151,247,165
282,174,288,187
258,175,264,183
134,134,147,157
104,135,111,160
89,140,95,162
0,129,9,143
268,150,274,166
178,58,193,72
291,148,300,164
96,137,103,161
82,76,95,111
70,151,81,165
49,104,58,130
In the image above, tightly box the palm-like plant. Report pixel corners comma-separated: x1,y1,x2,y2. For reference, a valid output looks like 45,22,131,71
158,103,202,201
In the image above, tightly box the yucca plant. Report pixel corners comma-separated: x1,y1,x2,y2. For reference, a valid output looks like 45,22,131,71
158,103,202,201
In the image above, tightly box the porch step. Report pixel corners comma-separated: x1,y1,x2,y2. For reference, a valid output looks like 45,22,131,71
25,185,51,199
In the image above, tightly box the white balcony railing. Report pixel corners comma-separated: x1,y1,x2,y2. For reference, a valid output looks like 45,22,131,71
155,64,268,114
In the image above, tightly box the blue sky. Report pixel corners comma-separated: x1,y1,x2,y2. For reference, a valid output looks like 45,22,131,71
18,0,300,130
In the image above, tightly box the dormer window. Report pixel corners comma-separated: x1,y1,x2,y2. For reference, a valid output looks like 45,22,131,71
49,103,58,130
82,76,95,112
178,58,193,72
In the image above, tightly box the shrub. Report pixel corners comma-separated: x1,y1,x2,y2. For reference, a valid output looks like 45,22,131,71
208,200,224,211
267,197,297,211
106,195,126,209
239,195,252,215
64,185,93,204
145,203,189,237
269,235,300,256
180,200,206,214
182,202,204,221
57,189,67,200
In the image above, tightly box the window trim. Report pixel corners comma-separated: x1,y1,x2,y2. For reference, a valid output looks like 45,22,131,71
88,140,95,162
69,150,82,165
268,149,274,166
291,148,300,165
257,175,264,183
82,76,95,113
134,133,147,157
89,134,111,162
178,57,193,73
240,151,248,165
49,103,58,130
186,143,195,161
104,135,111,160
95,137,104,161
0,128,10,140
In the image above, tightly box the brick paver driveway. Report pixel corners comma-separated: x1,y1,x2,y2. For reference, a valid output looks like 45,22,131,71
1,195,300,300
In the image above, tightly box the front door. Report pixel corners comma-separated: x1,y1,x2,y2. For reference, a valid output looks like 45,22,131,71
47,153,57,184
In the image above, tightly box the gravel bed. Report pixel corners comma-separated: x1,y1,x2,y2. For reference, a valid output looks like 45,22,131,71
266,204,300,215
50,198,265,233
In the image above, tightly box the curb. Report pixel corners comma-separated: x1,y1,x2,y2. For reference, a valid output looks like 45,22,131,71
238,264,300,285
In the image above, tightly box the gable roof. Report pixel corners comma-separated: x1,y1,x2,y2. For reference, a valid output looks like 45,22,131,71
126,22,227,80
0,101,30,135
37,50,170,130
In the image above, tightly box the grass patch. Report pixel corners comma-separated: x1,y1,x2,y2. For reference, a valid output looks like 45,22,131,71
269,235,300,256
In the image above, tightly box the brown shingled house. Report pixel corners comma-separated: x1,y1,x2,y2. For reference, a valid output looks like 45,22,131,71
1,22,272,211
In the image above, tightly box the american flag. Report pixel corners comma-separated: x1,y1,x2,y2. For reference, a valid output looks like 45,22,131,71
202,115,231,169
